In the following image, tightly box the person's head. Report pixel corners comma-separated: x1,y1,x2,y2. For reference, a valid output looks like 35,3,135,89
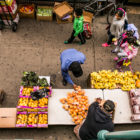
126,30,134,37
115,8,125,20
75,8,83,18
126,36,137,45
69,61,83,78
103,100,115,113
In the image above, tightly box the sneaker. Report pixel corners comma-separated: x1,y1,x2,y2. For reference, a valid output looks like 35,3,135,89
102,43,110,47
79,42,85,45
64,41,69,44
114,57,118,61
62,79,67,86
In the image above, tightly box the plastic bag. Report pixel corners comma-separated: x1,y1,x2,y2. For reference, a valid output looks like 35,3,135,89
31,88,50,100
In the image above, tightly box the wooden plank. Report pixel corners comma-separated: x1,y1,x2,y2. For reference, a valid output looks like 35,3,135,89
48,89,103,125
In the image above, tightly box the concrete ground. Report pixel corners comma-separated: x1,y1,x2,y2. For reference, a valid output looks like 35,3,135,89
0,8,140,140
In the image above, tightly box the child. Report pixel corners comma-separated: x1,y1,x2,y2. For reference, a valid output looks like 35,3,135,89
112,30,134,53
112,24,140,53
64,8,86,45
114,36,139,72
117,37,138,59
102,8,128,47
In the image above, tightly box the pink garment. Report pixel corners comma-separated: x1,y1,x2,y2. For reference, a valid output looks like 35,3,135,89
121,42,138,59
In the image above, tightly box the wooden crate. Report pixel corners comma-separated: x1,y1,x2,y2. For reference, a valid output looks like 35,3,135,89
83,10,93,24
53,1,73,19
18,4,35,19
37,6,53,21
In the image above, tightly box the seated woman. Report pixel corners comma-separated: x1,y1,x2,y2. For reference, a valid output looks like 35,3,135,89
102,8,128,47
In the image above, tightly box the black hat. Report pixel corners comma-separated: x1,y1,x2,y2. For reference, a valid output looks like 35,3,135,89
69,62,83,77
103,100,115,112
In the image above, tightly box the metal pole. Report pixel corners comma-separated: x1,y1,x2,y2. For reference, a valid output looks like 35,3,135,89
97,130,140,140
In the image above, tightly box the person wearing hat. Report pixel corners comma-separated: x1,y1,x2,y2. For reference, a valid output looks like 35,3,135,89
74,99,115,140
60,48,86,90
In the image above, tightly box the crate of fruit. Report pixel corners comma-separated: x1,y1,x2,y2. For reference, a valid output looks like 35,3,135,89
17,96,29,109
16,111,27,127
27,112,38,127
37,6,53,21
19,86,34,97
38,112,48,128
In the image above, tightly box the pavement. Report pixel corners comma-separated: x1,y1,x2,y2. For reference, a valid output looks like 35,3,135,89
0,7,140,140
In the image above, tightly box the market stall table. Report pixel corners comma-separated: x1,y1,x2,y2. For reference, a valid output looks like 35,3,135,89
48,89,103,125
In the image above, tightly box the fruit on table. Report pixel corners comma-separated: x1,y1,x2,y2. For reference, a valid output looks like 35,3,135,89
38,114,48,124
38,98,48,107
75,86,81,91
28,98,38,108
28,113,38,125
22,88,33,96
60,98,67,104
16,114,27,125
18,97,28,106
20,5,34,14
136,80,140,88
60,90,89,124
90,70,138,91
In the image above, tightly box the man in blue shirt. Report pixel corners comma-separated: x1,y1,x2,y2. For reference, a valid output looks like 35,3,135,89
60,49,86,89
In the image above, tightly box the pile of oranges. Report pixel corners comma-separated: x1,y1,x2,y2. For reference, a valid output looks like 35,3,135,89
60,90,89,124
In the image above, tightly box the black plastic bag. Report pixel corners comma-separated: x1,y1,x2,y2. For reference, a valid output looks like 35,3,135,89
31,88,50,100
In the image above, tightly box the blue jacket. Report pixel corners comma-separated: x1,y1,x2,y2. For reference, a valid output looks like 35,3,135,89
127,24,139,39
60,49,86,85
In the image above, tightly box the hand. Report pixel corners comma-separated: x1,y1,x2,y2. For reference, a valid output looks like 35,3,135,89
73,84,81,91
95,98,102,104
99,100,105,106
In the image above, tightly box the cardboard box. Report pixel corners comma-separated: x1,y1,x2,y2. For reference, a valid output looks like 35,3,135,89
54,2,61,7
18,4,35,19
56,14,73,24
53,1,73,19
83,11,93,24
0,108,17,128
37,6,53,21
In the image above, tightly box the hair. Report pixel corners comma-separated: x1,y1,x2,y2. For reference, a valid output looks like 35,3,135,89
126,36,137,45
103,100,115,112
69,61,83,77
75,8,83,16
126,30,134,37
115,8,125,18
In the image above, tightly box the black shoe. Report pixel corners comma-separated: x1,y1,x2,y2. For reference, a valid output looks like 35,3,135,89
62,79,67,86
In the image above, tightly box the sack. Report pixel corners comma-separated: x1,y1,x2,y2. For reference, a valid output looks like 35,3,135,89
83,23,92,39
31,88,50,100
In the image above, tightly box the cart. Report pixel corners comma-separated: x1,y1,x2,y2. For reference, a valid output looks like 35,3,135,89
0,0,18,32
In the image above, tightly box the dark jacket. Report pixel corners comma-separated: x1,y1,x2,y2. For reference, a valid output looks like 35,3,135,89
79,102,114,140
